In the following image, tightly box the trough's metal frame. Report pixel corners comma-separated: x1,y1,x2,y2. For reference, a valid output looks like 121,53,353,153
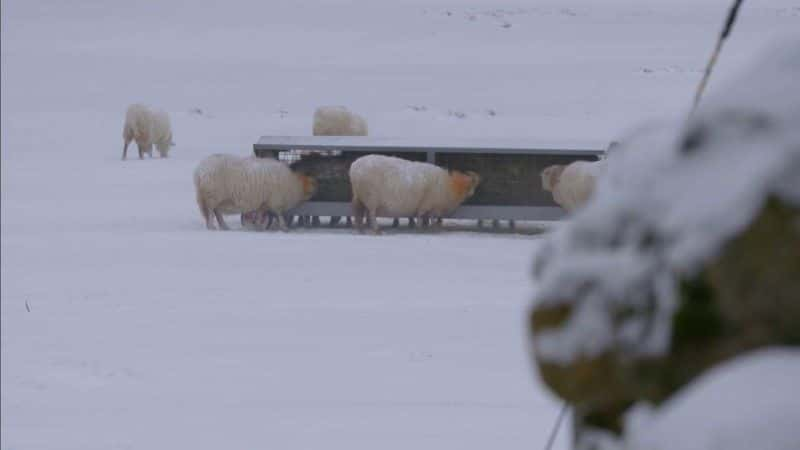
254,136,608,221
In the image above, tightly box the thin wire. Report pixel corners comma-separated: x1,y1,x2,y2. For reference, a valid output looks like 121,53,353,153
543,402,570,450
691,0,745,113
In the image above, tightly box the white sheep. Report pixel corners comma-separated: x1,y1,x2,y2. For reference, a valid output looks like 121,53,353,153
541,159,606,212
122,104,174,160
312,106,368,136
349,154,480,233
193,154,317,231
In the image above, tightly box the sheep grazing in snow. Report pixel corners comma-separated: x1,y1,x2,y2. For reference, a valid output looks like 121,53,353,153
312,106,368,136
349,154,480,234
194,154,317,231
541,160,606,212
122,104,174,160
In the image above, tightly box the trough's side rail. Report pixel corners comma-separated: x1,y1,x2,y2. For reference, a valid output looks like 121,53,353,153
254,136,608,221
254,136,607,161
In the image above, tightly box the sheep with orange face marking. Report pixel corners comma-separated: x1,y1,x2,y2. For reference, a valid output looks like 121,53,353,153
349,154,480,233
194,154,317,231
541,160,606,212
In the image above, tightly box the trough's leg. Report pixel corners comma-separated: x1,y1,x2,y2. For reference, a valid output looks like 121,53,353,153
213,209,230,230
312,216,321,227
392,218,400,228
346,216,353,228
304,215,313,228
509,220,516,230
492,219,500,230
408,217,416,229
477,219,484,229
329,216,341,227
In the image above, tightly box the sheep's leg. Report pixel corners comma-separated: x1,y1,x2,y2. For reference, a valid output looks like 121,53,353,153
422,216,430,228
122,139,131,160
408,217,416,229
432,216,443,231
369,209,381,235
137,142,145,160
509,220,516,231
213,210,230,230
203,207,216,230
311,216,321,227
346,216,353,228
275,211,289,232
352,198,365,232
329,216,341,227
392,218,400,228
265,212,274,230
414,214,425,232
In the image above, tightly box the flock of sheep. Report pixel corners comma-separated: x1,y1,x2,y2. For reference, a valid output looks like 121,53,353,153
122,104,601,233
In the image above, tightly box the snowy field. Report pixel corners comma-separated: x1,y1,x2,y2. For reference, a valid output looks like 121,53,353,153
2,1,798,449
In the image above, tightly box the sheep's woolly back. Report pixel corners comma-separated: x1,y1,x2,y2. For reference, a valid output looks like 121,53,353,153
350,154,478,217
313,106,368,136
548,160,606,212
194,154,311,216
123,104,173,152
418,170,480,216
123,104,152,142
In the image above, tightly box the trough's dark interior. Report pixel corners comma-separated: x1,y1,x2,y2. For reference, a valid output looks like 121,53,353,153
254,149,597,206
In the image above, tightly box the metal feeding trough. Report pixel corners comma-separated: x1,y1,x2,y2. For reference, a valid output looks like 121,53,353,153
254,136,608,222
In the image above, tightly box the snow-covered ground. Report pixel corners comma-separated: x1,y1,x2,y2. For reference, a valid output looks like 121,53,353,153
2,1,798,449
625,348,800,450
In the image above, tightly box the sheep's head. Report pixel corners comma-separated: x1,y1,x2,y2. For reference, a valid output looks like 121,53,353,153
299,175,318,200
541,165,565,192
450,170,482,200
464,171,481,197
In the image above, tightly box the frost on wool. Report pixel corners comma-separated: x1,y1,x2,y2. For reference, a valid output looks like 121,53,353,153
193,154,317,231
349,154,480,232
530,37,800,365
312,106,368,136
122,104,174,160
